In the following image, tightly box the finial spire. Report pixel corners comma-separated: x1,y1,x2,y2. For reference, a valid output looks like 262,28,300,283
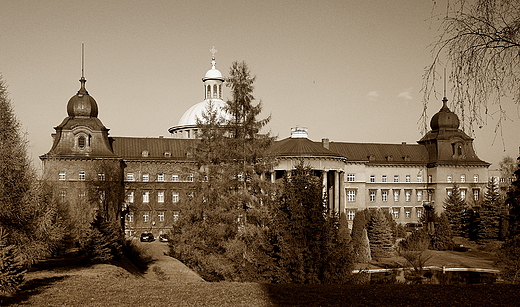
78,42,88,96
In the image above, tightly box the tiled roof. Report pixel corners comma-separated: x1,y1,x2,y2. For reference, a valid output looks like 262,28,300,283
268,137,344,158
110,137,198,160
329,142,429,164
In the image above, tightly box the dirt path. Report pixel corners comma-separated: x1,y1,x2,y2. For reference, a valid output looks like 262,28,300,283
137,240,205,282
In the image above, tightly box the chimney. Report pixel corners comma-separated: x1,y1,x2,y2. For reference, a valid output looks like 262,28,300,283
322,138,330,149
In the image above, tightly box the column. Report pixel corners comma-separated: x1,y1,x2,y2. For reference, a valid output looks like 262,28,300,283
334,171,340,213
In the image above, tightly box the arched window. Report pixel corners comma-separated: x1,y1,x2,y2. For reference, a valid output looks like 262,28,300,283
206,85,211,99
219,85,222,98
78,135,86,148
213,84,217,98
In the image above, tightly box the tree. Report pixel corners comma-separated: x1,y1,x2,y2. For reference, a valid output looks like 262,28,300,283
443,184,470,237
350,209,371,263
0,228,25,294
507,157,520,237
476,178,503,241
424,0,520,134
367,209,394,258
430,213,455,250
0,74,63,265
497,234,520,283
79,214,123,264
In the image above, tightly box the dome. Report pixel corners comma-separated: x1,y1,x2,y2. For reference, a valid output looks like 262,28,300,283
430,97,459,130
177,99,228,127
66,77,98,118
203,59,224,81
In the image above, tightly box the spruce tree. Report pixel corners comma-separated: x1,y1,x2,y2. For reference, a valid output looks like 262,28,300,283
507,157,520,237
476,178,502,241
351,209,371,263
430,213,454,250
79,214,123,264
443,184,469,237
0,228,25,294
367,209,394,258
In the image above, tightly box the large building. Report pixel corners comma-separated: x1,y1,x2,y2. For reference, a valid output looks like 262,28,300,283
41,54,490,237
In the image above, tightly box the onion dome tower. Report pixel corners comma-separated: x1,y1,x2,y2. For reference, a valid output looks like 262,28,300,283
168,47,228,139
418,97,487,166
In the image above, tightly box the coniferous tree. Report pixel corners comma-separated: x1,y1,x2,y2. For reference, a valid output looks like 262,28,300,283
507,157,520,237
367,209,394,258
443,184,469,237
0,228,25,294
476,178,502,241
350,209,371,263
79,214,123,264
430,213,454,250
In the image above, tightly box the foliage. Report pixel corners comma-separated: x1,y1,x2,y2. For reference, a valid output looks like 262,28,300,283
350,209,371,263
476,179,503,241
0,75,64,265
497,235,520,283
367,209,394,258
443,184,470,237
430,213,455,251
79,214,123,264
507,157,520,237
0,228,26,294
400,229,430,252
424,0,520,133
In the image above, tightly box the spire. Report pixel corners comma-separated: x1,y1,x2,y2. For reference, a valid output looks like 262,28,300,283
78,43,89,97
210,46,217,69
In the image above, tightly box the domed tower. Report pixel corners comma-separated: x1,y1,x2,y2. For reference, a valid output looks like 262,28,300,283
168,48,228,138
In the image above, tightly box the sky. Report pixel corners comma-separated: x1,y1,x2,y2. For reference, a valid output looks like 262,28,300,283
1,0,519,172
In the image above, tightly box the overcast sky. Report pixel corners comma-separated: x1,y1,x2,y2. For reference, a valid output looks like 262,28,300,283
1,0,518,171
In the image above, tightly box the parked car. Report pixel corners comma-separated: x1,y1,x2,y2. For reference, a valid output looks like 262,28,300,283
140,232,155,242
404,223,423,232
159,234,170,242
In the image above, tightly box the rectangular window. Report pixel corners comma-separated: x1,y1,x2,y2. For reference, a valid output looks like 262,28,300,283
142,173,149,182
127,212,134,223
347,210,356,221
187,173,194,182
173,211,180,222
127,173,135,181
394,175,399,183
369,190,376,202
157,173,165,182
59,190,66,202
78,171,86,181
382,175,387,183
405,190,411,202
392,208,400,219
394,190,400,202
460,189,466,201
474,174,479,183
405,175,411,183
460,174,466,183
405,208,411,218
347,190,356,202
143,212,149,223
447,175,452,183
417,175,422,183
158,211,165,222
428,175,433,183
382,190,388,202
172,191,179,203
370,175,375,183
417,190,423,202
417,208,423,219
347,174,356,182
473,189,480,201
98,173,105,181
59,171,66,181
157,191,164,203
142,191,149,203
172,174,179,182
127,191,134,203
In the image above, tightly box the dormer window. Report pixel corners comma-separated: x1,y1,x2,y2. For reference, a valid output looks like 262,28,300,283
78,136,86,148
142,150,149,157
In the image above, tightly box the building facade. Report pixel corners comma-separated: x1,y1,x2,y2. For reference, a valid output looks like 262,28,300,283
41,55,490,237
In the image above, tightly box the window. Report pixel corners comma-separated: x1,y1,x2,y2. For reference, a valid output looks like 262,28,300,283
59,190,66,202
79,171,85,181
474,174,479,183
157,191,164,203
142,191,149,203
157,173,165,182
347,210,356,221
98,173,105,181
142,173,149,182
460,189,466,201
417,175,422,183
370,175,375,183
460,174,466,183
59,171,66,181
392,208,400,219
382,175,387,183
127,173,135,181
473,189,480,201
405,190,411,202
172,174,179,182
447,175,453,183
369,190,376,202
172,191,179,203
173,211,180,222
428,175,433,183
99,190,106,203
405,208,411,218
347,174,356,182
347,190,356,202
417,190,423,202
382,190,388,202
143,212,149,223
78,135,86,149
405,175,411,183
417,208,423,219
127,212,134,223
158,211,165,222
127,191,134,203
394,190,400,202
394,175,399,183
187,173,194,182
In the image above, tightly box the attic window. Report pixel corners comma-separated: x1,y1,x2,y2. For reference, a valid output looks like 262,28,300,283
164,151,172,157
142,150,149,157
403,156,411,162
78,136,86,148
386,155,393,161
367,155,375,161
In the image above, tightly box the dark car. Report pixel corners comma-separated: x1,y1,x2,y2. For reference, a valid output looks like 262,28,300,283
159,233,170,242
404,223,423,232
140,232,155,242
